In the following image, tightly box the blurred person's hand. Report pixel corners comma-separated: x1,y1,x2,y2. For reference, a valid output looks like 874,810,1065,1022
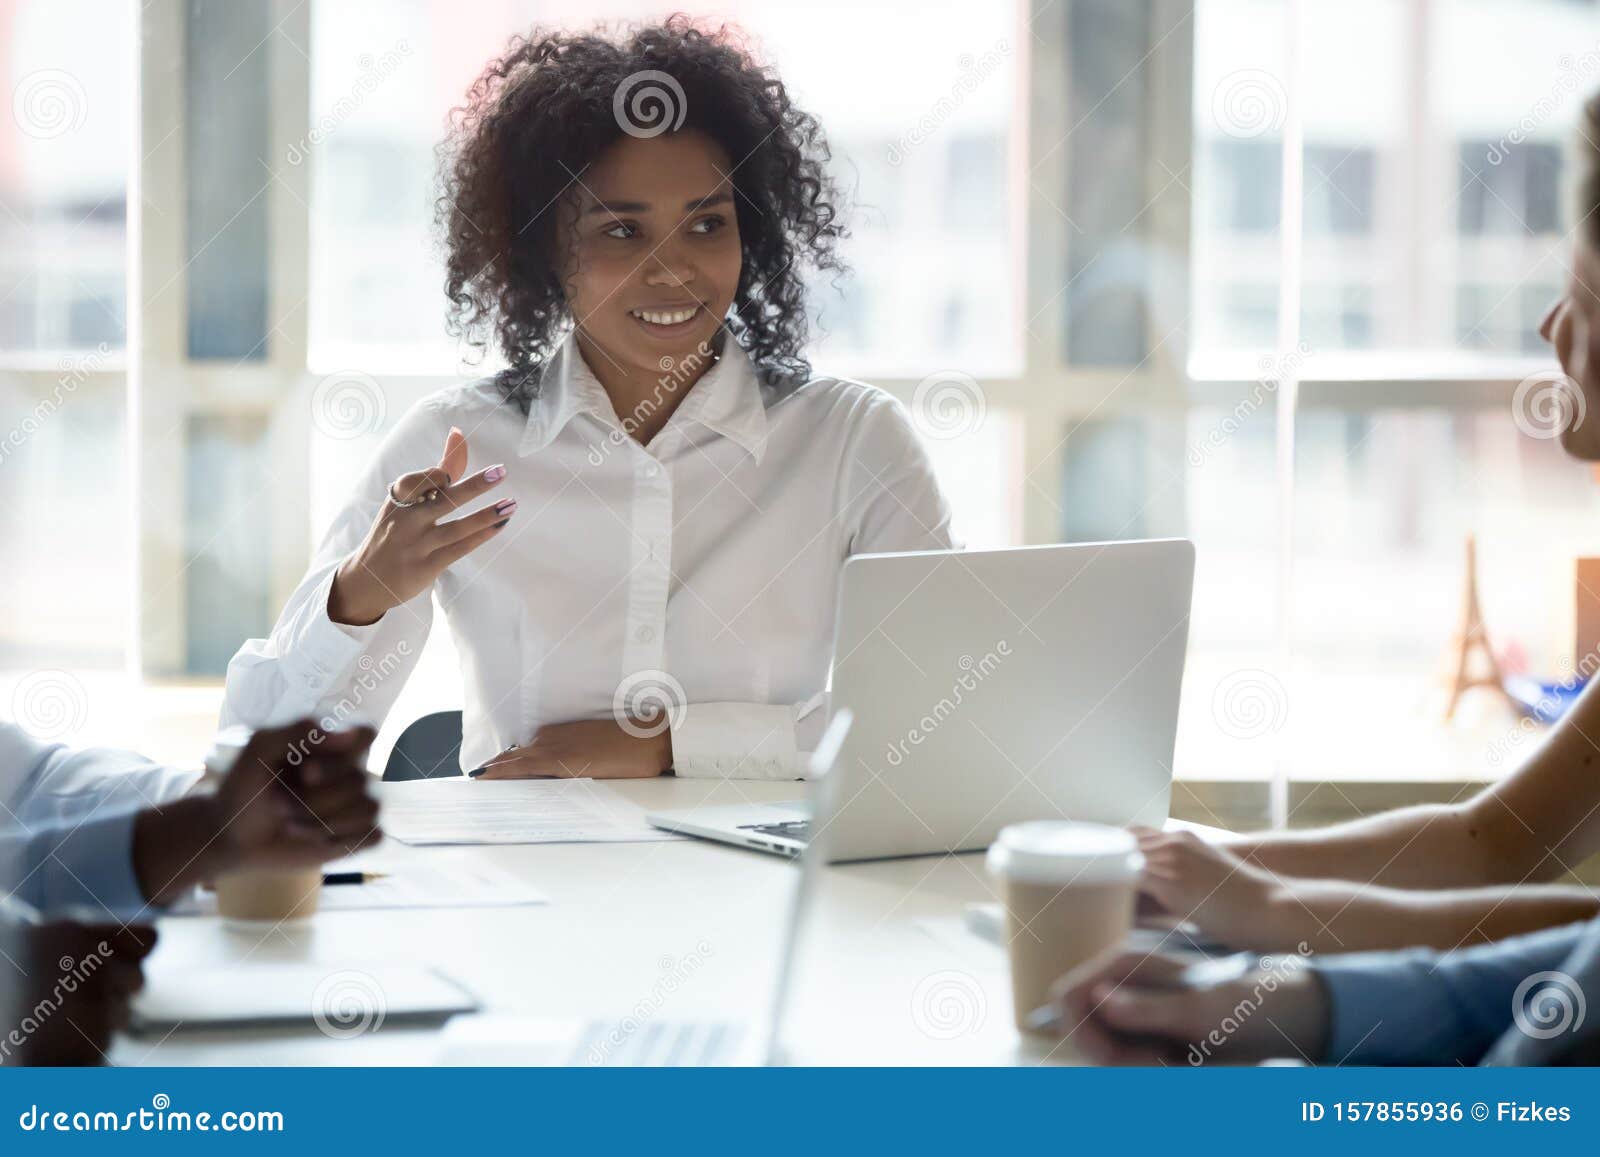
1133,826,1292,950
328,427,515,626
5,921,156,1066
132,721,382,906
1048,947,1329,1066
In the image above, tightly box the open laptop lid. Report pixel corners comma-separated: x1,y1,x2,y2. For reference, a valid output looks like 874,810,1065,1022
821,539,1195,861
761,708,852,1065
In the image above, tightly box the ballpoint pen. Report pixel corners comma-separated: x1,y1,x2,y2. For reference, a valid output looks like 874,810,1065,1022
321,871,390,886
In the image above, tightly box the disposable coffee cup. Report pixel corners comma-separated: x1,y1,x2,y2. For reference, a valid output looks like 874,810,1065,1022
203,727,320,923
986,821,1143,1034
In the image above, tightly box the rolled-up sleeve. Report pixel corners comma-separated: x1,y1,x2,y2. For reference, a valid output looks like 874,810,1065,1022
220,400,443,736
1315,920,1593,1065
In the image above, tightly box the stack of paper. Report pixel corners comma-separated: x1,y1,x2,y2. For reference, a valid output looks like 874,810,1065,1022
377,778,686,846
172,855,546,915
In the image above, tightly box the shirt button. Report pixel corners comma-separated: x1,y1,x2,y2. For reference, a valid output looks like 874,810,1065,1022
642,460,661,478
635,625,656,644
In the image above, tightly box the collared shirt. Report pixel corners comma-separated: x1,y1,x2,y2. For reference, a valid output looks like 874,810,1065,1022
221,333,956,776
0,723,199,916
1315,916,1600,1065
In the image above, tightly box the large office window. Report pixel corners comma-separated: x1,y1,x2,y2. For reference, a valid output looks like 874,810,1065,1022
302,0,1026,576
0,0,131,681
1193,0,1579,363
6,0,1594,796
1185,0,1600,790
0,0,128,354
306,0,1021,380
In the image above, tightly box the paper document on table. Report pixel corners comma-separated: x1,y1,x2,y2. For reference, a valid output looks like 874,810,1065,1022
171,854,546,915
378,778,687,846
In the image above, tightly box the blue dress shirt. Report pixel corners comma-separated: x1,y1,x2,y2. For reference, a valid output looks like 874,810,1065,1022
1316,916,1600,1066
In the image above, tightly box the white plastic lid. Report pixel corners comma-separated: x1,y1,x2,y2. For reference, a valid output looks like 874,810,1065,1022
985,821,1143,886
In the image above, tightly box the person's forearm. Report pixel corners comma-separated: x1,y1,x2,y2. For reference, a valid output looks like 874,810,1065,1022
1256,876,1599,954
1223,802,1493,889
132,796,228,906
328,557,392,626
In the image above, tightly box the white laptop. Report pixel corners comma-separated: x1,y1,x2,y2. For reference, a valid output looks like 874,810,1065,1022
435,712,851,1067
647,539,1195,861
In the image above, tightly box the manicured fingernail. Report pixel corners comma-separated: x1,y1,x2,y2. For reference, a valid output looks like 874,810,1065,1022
493,518,510,529
484,464,506,483
494,498,517,515
468,767,485,778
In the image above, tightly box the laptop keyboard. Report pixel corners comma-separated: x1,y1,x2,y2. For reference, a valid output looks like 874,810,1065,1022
573,1018,743,1066
737,819,811,843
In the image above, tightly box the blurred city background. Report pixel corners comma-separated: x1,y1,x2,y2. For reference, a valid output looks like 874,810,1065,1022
3,0,1597,824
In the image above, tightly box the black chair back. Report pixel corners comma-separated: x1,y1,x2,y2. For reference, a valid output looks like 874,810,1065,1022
382,710,465,781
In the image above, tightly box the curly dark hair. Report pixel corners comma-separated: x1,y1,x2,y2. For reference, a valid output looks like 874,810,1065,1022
435,15,848,411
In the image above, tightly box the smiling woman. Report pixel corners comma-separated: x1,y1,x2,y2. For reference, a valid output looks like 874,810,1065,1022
436,19,846,415
545,131,750,447
218,16,956,781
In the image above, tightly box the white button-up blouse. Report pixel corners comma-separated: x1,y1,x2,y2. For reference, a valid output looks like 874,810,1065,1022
220,334,956,777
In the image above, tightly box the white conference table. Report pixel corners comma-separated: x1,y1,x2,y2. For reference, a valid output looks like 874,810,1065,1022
115,776,1194,1067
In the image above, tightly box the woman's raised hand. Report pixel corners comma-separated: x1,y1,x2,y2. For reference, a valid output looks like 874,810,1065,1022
328,427,515,626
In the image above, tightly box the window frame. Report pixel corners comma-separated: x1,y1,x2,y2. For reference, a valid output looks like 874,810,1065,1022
1,0,1556,793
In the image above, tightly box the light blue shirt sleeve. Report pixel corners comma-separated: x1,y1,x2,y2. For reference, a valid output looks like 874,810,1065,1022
6,805,148,916
1314,920,1595,1065
1,723,201,918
